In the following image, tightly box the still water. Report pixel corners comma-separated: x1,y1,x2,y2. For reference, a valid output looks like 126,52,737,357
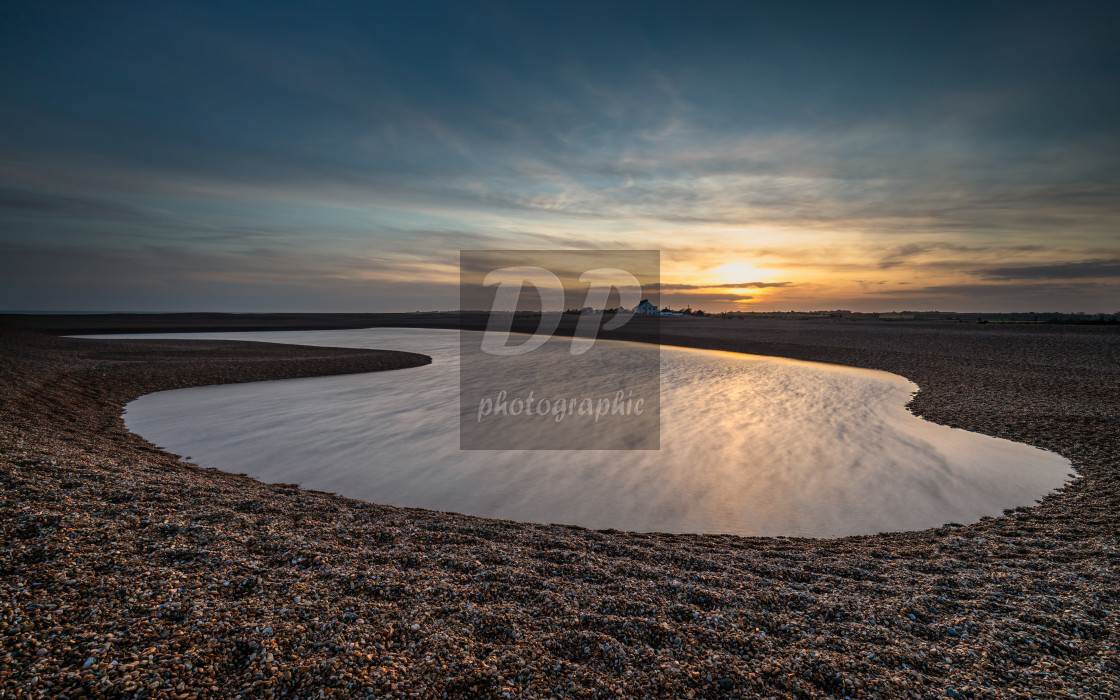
101,329,1070,538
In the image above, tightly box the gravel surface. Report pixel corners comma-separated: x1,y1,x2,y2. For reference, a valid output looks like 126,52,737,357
1,319,1117,698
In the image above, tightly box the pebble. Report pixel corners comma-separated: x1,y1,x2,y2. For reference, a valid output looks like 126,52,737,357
1,321,1117,699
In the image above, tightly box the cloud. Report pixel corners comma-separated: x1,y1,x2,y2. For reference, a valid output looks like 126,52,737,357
844,281,1120,313
0,188,151,221
661,293,755,307
0,243,460,312
978,259,1120,281
876,242,1049,270
864,281,1120,299
2,3,1119,311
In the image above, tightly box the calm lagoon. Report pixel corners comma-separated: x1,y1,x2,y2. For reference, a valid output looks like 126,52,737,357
97,329,1071,538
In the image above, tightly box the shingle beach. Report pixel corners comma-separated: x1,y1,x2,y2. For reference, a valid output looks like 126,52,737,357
1,316,1117,698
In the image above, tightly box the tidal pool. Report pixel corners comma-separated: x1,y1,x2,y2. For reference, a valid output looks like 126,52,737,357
97,328,1071,538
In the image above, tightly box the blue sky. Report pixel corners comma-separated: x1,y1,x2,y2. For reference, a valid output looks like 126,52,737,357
1,0,1118,311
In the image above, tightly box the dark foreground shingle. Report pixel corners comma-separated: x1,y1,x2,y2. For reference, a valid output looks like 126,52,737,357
1,321,1117,698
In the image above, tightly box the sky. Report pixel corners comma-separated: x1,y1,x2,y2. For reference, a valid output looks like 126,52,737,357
1,0,1118,313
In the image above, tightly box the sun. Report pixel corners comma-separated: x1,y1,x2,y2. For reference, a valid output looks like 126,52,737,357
702,262,778,286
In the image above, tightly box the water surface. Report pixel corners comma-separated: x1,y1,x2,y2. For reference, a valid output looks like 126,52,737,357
100,329,1070,537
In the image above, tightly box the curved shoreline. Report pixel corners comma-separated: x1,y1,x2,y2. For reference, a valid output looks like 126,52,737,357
1,322,1117,697
118,329,1071,539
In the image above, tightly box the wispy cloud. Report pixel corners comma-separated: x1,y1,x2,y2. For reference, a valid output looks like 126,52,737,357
1,3,1118,311
978,259,1120,281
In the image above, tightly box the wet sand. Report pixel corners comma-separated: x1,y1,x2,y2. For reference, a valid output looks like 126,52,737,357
1,316,1117,698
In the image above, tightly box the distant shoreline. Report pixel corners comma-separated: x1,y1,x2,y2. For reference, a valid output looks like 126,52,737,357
3,309,1119,337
